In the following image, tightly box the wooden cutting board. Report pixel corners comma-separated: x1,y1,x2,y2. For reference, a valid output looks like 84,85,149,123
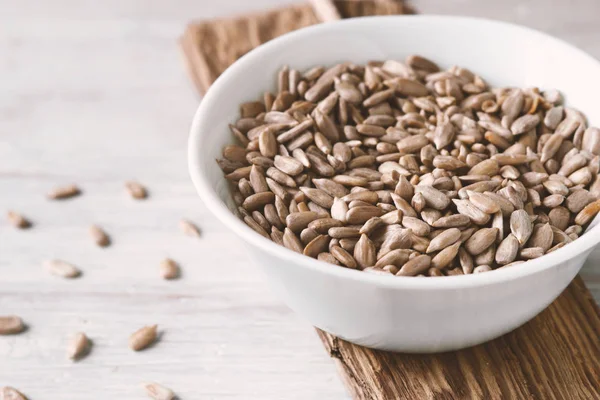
179,2,600,398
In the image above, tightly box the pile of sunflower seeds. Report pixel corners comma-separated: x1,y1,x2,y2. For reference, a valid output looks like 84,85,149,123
216,55,600,277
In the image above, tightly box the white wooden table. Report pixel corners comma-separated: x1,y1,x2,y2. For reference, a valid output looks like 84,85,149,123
1,1,599,398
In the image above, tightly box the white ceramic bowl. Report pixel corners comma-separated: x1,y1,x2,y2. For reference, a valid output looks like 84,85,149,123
188,16,600,352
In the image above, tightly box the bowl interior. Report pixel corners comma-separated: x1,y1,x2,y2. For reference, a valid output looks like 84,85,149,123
189,15,600,285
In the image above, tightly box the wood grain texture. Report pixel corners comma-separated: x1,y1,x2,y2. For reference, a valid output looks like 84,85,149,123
318,276,600,400
180,0,409,95
2,1,600,399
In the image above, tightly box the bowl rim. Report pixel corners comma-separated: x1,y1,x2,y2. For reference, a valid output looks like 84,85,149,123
188,14,600,290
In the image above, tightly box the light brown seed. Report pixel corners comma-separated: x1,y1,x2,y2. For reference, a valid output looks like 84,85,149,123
426,228,461,253
414,185,450,210
125,182,147,199
431,241,461,269
510,209,533,245
346,206,383,224
67,332,90,360
129,324,158,351
511,114,540,135
458,248,474,274
520,247,545,259
6,211,31,229
317,252,340,265
402,216,430,237
528,223,553,252
242,192,275,211
495,234,519,265
283,227,304,253
473,265,492,273
359,217,384,235
0,315,25,335
549,206,571,231
88,224,110,247
354,234,376,269
44,260,81,279
466,190,500,214
453,199,491,225
143,382,175,400
465,228,498,255
574,199,600,226
48,184,81,200
160,259,180,280
0,387,27,400
303,235,330,258
274,155,304,176
375,249,412,268
431,214,470,228
396,255,431,276
330,245,357,268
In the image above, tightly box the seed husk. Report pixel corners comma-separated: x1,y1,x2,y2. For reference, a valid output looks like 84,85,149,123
0,315,25,335
129,324,158,351
48,184,81,200
125,181,147,199
143,382,175,400
7,211,31,229
67,332,90,360
44,260,81,279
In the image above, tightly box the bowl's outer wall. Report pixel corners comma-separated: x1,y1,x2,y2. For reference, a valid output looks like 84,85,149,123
192,16,600,351
249,244,587,352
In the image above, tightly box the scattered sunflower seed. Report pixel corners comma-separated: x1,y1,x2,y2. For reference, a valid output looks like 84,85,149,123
47,184,81,200
142,382,175,400
7,211,31,229
0,315,25,335
125,181,148,199
67,332,90,360
129,325,158,351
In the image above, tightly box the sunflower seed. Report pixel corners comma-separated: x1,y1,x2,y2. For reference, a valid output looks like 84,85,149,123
125,181,146,199
396,255,431,276
159,259,180,280
44,260,81,279
520,247,545,259
0,387,27,400
67,332,90,360
143,382,175,400
129,325,158,351
426,228,461,253
465,228,498,255
431,241,461,269
495,234,519,265
0,315,25,335
453,199,491,225
6,211,31,229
